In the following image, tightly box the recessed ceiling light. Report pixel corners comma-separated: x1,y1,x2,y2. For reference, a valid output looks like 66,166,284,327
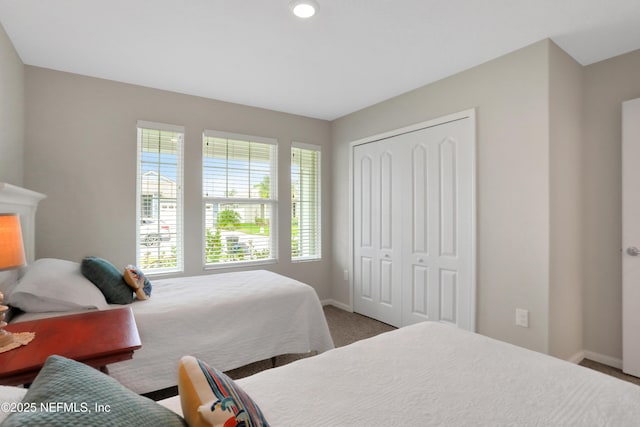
290,0,318,19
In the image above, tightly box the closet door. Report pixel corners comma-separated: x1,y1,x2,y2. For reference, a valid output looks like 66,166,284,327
353,141,403,327
352,113,475,331
400,118,475,330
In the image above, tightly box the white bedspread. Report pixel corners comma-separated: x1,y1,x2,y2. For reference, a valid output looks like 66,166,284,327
234,321,640,426
101,270,334,393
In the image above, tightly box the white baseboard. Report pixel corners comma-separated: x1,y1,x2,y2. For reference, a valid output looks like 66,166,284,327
557,349,622,369
321,299,353,312
582,350,623,370
567,350,585,364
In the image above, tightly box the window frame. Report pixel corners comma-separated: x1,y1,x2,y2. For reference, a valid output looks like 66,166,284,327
136,120,185,275
201,129,278,269
291,141,322,262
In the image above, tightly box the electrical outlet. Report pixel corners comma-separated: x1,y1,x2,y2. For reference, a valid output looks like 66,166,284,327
515,308,529,328
343,270,349,281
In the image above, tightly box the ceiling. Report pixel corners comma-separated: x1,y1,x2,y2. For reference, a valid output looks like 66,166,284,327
1,0,639,120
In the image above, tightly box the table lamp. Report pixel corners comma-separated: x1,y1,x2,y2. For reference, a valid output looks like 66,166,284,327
0,213,26,347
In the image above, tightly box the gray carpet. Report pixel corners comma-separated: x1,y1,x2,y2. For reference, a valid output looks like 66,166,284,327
580,358,640,386
224,305,396,379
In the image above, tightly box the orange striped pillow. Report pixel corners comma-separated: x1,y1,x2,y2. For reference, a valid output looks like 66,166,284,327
178,356,269,427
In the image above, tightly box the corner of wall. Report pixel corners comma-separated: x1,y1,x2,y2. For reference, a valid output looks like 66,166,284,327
547,40,584,360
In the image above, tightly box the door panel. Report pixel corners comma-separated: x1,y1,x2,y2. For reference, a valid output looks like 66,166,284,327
412,144,429,254
359,155,373,248
406,138,433,323
439,138,457,257
401,118,474,329
411,265,429,316
353,142,402,327
380,152,393,250
440,269,457,324
360,256,373,299
380,259,393,305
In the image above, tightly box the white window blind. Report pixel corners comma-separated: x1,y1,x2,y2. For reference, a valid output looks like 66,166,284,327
136,121,184,274
202,130,277,266
291,143,321,261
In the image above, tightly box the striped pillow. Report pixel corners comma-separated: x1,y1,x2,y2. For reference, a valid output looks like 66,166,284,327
178,356,269,427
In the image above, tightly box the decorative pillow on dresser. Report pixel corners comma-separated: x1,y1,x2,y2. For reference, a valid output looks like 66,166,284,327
8,258,109,312
81,256,133,304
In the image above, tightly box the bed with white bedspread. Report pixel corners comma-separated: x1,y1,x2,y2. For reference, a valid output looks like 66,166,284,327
13,269,334,394
164,321,639,426
1,184,334,395
114,269,334,393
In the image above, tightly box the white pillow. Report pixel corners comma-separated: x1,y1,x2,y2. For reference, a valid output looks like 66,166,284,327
8,258,109,312
0,385,28,423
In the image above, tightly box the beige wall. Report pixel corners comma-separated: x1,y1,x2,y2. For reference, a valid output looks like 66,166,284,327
24,67,333,299
332,41,552,352
583,49,640,361
548,42,584,360
0,22,24,186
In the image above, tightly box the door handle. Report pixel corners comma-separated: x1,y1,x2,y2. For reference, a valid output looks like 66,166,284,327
627,247,640,256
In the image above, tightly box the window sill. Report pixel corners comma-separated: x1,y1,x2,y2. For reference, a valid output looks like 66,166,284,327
203,258,277,271
146,268,184,278
291,257,322,263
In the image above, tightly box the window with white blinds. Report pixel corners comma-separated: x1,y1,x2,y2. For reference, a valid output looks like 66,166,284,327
291,143,321,261
202,130,277,266
136,121,184,274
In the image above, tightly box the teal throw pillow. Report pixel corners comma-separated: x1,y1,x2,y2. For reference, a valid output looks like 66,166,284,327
81,256,133,304
1,355,186,427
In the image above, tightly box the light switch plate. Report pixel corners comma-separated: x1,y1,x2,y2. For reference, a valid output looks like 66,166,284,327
516,308,529,328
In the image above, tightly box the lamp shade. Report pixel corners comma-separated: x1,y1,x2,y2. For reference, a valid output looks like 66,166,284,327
0,214,26,271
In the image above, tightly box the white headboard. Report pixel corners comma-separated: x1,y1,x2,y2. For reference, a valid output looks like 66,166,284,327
0,183,46,263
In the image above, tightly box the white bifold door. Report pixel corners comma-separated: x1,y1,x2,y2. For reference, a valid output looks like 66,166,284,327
353,114,475,330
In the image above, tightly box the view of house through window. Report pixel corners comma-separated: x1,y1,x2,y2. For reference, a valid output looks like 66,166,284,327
136,121,184,273
202,130,277,266
291,143,321,260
